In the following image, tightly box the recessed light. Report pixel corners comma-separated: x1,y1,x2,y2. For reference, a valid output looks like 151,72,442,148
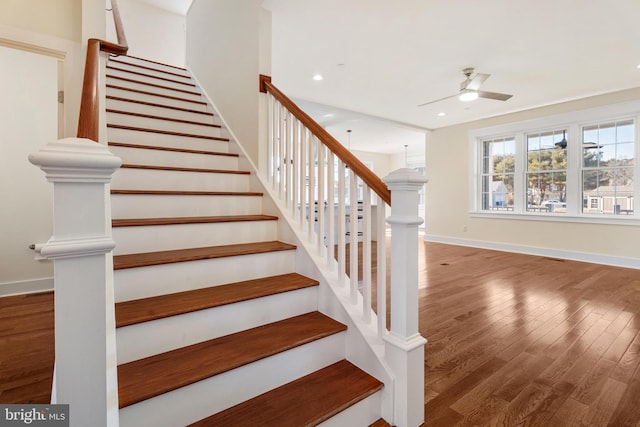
637,64,640,69
313,74,323,81
437,112,446,117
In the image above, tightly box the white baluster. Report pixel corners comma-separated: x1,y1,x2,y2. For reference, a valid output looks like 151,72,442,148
299,126,307,227
326,152,335,269
317,142,325,254
337,160,346,285
307,131,314,241
377,196,387,339
349,172,358,304
362,186,371,323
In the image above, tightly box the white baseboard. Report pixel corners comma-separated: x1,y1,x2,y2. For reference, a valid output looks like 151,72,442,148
424,234,640,270
0,277,54,297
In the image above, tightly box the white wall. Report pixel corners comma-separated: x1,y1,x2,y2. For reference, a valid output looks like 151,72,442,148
425,87,640,264
0,46,58,294
0,0,81,42
107,0,186,67
186,0,267,165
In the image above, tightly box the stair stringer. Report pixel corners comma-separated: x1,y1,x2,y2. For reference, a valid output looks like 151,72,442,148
188,71,396,425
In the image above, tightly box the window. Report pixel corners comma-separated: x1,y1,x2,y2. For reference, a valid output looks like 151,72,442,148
526,130,567,213
581,120,634,215
481,137,515,211
471,101,640,222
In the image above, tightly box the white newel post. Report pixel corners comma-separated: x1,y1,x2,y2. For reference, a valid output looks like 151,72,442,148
383,168,428,427
29,138,122,427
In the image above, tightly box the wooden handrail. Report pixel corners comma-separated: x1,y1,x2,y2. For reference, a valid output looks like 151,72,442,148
259,75,391,206
77,0,128,141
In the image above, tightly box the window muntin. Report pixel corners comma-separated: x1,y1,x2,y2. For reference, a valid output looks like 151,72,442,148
481,137,515,211
526,130,568,213
581,120,635,215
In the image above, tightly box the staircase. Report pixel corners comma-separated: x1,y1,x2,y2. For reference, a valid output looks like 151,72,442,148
106,55,386,426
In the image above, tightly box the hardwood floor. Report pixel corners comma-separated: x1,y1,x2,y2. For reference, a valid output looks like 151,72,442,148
420,242,640,426
3,242,640,426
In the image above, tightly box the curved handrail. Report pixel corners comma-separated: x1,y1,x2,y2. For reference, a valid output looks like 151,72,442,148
260,75,391,206
77,0,128,141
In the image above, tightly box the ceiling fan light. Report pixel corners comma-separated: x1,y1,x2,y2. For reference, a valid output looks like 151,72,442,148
459,90,478,102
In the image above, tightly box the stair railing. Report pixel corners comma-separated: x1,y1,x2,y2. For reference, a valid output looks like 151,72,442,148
77,0,128,141
260,75,426,427
29,2,127,426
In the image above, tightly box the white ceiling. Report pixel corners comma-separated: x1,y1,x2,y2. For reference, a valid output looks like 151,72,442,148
264,0,640,152
142,0,640,154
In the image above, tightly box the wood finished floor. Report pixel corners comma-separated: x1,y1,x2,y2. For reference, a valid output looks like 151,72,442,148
3,242,640,426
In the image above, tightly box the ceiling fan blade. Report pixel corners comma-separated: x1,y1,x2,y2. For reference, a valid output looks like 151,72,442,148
464,73,490,91
417,93,458,107
477,90,512,101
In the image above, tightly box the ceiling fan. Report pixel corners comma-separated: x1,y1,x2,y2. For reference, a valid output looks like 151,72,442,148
418,67,513,107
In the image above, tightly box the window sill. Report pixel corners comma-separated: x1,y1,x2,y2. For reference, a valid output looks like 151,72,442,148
469,210,639,226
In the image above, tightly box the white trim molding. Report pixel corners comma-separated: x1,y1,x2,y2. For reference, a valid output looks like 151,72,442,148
424,233,640,270
0,277,54,297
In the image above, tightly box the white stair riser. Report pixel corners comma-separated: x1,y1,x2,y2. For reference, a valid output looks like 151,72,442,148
106,86,208,112
116,287,318,363
107,112,221,137
114,250,296,302
111,169,249,192
119,333,346,427
108,145,236,170
107,127,228,152
112,57,191,78
111,194,264,218
319,392,383,427
112,220,278,254
107,77,203,102
106,98,215,123
107,67,196,91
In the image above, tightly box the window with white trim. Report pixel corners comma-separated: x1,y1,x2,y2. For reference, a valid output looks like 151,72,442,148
581,120,634,215
471,101,640,221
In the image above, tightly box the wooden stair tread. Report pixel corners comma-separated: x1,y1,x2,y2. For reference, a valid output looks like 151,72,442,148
369,419,393,427
109,57,190,79
106,84,207,105
113,241,296,270
124,54,188,71
106,65,196,87
109,142,235,157
112,214,277,227
111,189,263,196
117,311,347,408
106,74,201,96
189,360,383,426
106,96,214,116
106,110,221,128
108,124,228,141
115,273,318,327
121,164,248,174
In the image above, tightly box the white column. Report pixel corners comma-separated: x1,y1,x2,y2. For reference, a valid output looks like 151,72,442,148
382,168,428,427
29,138,122,427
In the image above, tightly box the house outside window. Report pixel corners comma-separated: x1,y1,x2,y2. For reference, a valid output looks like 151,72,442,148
470,101,640,223
481,137,515,210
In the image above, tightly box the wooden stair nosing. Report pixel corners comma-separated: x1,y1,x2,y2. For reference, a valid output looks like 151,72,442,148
115,273,318,327
110,189,263,196
108,124,228,141
369,419,393,427
117,311,347,408
123,54,188,72
106,109,220,128
106,74,201,96
113,240,296,270
106,84,207,105
106,65,196,87
188,360,384,427
112,214,278,228
109,57,190,80
106,96,214,116
108,142,235,157
120,164,249,175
